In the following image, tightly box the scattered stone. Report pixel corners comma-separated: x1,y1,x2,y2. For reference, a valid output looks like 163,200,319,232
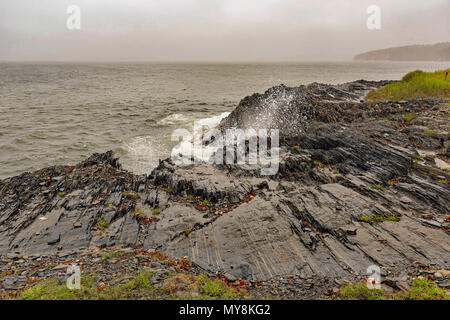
400,196,412,204
434,272,443,280
52,264,68,271
418,219,442,228
150,262,163,269
47,232,60,245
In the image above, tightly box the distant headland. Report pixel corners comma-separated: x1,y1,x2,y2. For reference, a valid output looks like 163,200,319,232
354,42,450,61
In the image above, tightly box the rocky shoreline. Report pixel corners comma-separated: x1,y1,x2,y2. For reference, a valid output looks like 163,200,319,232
1,80,449,299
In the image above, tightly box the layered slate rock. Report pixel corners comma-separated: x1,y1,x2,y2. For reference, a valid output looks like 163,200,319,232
0,151,149,254
0,81,449,282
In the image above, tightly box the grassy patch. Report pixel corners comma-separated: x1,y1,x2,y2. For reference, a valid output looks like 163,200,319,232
0,270,14,279
18,271,244,300
366,69,450,101
122,192,140,200
400,278,449,300
313,161,325,168
337,283,387,300
19,270,160,300
132,207,147,219
152,208,160,215
403,112,417,124
196,274,241,300
20,275,98,300
335,278,449,300
57,192,66,197
97,217,109,229
358,212,400,223
163,187,173,193
184,228,193,237
102,251,125,261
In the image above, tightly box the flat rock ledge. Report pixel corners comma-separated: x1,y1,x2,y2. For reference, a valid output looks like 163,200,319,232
0,80,449,283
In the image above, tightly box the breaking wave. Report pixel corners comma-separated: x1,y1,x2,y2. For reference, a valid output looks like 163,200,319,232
124,112,231,173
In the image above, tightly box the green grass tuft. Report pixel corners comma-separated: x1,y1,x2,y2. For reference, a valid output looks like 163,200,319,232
163,187,173,193
97,217,109,229
19,270,158,300
313,161,325,168
358,212,400,223
102,251,125,261
403,112,417,123
335,278,449,300
196,274,240,300
122,192,140,200
184,228,193,236
132,207,147,218
338,283,386,300
401,278,449,300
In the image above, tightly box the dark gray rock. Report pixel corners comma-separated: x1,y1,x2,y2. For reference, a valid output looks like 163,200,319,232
0,80,448,282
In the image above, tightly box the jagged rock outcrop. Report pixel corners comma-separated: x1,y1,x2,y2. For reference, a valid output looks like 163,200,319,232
217,80,393,136
0,81,449,282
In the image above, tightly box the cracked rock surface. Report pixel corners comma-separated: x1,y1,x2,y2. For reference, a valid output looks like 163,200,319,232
1,80,449,282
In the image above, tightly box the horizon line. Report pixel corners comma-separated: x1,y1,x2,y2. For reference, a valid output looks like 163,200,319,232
1,59,448,64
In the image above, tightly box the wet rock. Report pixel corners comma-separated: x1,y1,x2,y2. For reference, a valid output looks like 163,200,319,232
218,80,391,137
437,281,450,289
0,80,449,284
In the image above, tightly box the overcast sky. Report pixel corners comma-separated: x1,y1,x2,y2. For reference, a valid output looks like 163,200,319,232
0,0,448,61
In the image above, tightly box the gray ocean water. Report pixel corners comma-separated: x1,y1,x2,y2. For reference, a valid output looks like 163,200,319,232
1,61,449,179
